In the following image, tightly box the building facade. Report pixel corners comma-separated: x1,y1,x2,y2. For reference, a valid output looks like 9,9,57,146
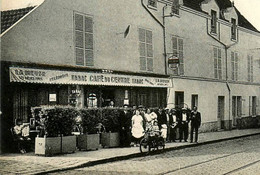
1,0,260,152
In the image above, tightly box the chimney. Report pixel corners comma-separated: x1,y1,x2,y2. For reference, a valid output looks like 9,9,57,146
231,1,235,7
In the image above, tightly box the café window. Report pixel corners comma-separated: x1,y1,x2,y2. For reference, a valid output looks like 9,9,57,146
87,93,97,108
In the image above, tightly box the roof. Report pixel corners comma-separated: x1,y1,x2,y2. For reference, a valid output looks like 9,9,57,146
1,6,35,33
183,0,259,33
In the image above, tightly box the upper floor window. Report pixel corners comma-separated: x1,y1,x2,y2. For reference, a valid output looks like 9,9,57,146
247,55,253,82
211,10,217,34
172,0,180,15
139,28,153,72
172,36,184,75
231,18,237,40
213,47,222,79
231,51,238,81
74,13,94,66
148,0,157,8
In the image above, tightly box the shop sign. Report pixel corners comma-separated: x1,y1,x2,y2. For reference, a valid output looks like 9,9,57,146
10,67,171,88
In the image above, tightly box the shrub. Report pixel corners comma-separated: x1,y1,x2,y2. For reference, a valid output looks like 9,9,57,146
80,108,101,134
101,108,121,132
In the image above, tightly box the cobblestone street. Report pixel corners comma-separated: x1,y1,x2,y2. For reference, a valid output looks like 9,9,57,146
52,135,260,175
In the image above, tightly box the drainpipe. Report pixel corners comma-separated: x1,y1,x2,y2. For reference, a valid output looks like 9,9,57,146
206,18,239,130
141,0,167,75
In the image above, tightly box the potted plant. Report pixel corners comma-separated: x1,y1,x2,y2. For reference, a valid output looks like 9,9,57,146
77,108,100,151
34,106,78,156
100,108,120,148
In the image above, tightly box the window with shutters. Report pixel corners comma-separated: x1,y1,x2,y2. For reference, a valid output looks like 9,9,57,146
213,47,222,79
231,51,238,81
247,55,253,82
211,10,217,34
231,18,236,40
148,0,157,8
139,28,153,72
74,13,94,66
172,36,184,75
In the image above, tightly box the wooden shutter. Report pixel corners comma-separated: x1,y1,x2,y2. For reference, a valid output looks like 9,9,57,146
214,47,218,79
250,56,253,82
247,55,250,81
75,13,84,65
147,58,153,71
235,52,238,81
231,52,234,80
85,16,94,66
140,57,146,71
218,48,222,79
178,38,184,75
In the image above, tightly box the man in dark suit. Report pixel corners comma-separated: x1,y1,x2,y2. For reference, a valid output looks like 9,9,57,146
190,106,201,143
179,108,190,142
157,108,167,130
119,104,132,147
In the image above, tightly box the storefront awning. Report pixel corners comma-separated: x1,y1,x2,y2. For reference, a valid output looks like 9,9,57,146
10,67,171,88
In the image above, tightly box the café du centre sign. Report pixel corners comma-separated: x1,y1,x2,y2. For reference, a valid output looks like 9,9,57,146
10,67,171,88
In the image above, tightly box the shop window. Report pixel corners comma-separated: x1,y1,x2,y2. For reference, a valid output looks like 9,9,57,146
231,18,237,40
231,51,238,81
87,93,97,108
211,10,217,34
74,13,94,66
139,28,153,72
172,36,184,75
213,47,222,80
247,55,253,82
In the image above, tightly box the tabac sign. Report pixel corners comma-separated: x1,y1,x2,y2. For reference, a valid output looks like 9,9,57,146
10,67,171,88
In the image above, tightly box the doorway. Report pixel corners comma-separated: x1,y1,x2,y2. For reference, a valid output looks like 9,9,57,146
175,91,184,108
217,96,225,129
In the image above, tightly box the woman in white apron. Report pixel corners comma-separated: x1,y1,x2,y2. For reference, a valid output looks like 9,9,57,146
131,110,144,146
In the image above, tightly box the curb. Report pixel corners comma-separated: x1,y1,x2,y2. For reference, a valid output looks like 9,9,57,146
35,132,260,175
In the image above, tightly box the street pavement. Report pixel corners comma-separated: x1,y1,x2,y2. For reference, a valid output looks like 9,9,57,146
51,134,260,175
0,128,260,175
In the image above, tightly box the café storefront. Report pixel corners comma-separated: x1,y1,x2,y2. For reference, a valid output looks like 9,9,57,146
9,66,171,122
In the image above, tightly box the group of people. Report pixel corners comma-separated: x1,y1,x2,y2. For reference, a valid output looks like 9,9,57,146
119,105,202,147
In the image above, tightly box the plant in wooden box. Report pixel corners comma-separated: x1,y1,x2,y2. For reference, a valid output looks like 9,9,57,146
101,108,121,148
78,108,101,151
34,106,78,156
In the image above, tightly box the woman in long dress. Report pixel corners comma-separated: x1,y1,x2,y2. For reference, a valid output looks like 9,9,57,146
131,109,144,146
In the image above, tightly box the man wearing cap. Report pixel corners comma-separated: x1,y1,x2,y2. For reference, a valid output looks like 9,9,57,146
190,106,201,143
179,108,190,142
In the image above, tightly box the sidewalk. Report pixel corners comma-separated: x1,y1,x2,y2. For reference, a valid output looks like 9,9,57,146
0,128,260,175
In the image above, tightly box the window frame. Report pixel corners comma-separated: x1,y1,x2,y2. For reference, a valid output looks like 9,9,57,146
213,47,222,80
247,55,253,82
138,28,154,72
172,36,184,75
231,51,238,81
231,18,237,40
74,12,94,66
147,0,157,9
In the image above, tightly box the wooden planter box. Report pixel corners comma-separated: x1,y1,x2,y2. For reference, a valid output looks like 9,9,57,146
35,135,76,156
101,132,120,148
77,134,100,151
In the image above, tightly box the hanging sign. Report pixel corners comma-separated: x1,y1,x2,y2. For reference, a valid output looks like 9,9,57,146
10,67,171,88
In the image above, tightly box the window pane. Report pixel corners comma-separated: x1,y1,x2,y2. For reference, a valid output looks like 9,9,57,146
75,14,83,31
213,48,218,58
146,30,152,44
85,33,93,49
85,16,93,33
178,38,183,51
140,57,146,70
172,37,177,50
146,44,153,57
214,59,218,69
85,49,94,66
76,48,84,65
75,31,84,48
139,28,145,42
139,43,146,57
147,58,153,71
218,49,221,58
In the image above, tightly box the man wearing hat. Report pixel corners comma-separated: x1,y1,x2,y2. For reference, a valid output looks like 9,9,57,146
179,107,190,142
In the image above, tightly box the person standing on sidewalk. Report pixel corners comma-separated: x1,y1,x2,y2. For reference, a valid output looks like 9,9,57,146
179,108,190,142
169,108,178,142
190,106,201,143
131,109,144,146
119,104,132,147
